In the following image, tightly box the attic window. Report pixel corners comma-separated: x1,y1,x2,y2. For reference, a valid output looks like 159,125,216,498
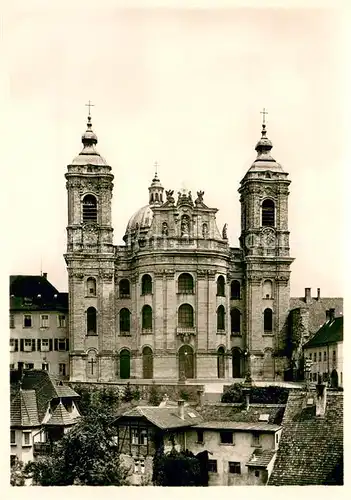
188,412,197,418
258,414,269,422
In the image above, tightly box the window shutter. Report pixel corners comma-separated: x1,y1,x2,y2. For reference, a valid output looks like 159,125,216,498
32,339,36,351
14,339,19,352
20,339,24,351
49,339,53,351
54,339,58,351
37,339,41,351
66,339,69,351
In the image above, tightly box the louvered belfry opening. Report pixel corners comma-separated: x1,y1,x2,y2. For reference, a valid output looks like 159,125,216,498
82,194,98,223
262,199,275,227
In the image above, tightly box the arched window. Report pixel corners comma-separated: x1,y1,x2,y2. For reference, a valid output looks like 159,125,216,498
87,307,97,335
82,194,97,223
119,279,130,298
179,345,194,379
232,347,243,378
155,193,159,201
142,346,153,379
87,277,96,296
264,308,273,332
120,349,130,379
217,305,225,331
178,304,194,328
217,347,225,378
231,308,241,334
262,199,275,227
231,280,241,299
263,280,273,299
141,274,152,295
142,305,152,330
178,273,194,294
119,308,131,334
217,276,225,296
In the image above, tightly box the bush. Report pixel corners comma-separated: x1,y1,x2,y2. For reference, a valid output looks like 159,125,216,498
221,383,244,403
250,386,289,404
148,384,162,406
152,448,203,486
179,390,190,401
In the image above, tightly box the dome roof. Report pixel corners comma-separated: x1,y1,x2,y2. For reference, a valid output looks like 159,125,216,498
125,205,153,236
247,123,285,174
69,116,109,166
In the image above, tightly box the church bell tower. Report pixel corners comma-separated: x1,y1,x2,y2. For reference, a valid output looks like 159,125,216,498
64,105,115,382
239,110,294,380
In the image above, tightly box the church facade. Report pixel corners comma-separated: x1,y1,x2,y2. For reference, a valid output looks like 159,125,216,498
64,115,295,383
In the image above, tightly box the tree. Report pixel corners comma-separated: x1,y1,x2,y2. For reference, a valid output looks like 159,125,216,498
24,408,129,486
152,448,203,486
10,457,26,486
221,383,244,403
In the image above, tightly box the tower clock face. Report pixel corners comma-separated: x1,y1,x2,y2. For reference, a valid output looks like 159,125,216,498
261,228,276,248
245,234,258,250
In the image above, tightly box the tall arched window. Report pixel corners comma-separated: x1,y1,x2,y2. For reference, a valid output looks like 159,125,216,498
232,347,243,378
217,276,225,296
119,279,130,298
87,277,96,296
141,274,152,295
231,308,241,334
82,194,97,223
120,349,130,379
264,308,273,332
87,307,97,335
217,347,225,378
178,273,194,294
231,280,241,300
142,346,153,379
262,199,275,227
263,280,273,299
178,304,194,328
217,305,225,331
142,305,153,330
119,308,131,334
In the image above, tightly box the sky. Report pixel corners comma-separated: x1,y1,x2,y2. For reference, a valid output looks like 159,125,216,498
3,1,346,297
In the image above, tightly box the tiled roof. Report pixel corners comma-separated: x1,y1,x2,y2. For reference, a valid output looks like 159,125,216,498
118,405,203,430
197,404,285,425
246,449,276,468
268,390,343,485
303,317,343,348
193,421,281,432
10,390,40,427
289,297,343,335
9,275,68,311
46,401,79,426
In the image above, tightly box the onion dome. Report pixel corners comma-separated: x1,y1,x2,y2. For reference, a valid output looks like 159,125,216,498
70,115,108,167
247,119,285,174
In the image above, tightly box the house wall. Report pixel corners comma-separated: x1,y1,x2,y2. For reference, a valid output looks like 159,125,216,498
10,427,41,465
186,428,275,486
304,341,343,387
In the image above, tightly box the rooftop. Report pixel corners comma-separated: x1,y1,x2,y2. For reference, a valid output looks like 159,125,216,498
117,404,203,430
246,448,276,468
10,275,68,311
193,421,281,432
304,316,343,348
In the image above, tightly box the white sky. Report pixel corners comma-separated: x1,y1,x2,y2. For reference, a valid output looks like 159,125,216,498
3,1,346,297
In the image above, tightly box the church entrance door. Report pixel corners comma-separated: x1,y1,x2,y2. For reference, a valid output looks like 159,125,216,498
232,348,242,378
120,349,130,379
179,345,194,379
142,346,153,379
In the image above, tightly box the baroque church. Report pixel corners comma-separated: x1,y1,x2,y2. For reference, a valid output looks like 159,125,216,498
64,112,338,383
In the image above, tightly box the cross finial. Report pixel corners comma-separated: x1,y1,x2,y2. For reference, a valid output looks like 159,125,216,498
260,107,268,125
85,100,94,117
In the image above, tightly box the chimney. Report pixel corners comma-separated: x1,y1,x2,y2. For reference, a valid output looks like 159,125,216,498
242,387,250,410
43,272,47,279
329,308,335,322
197,389,205,407
317,288,320,300
325,310,330,322
315,384,327,417
178,399,185,420
304,288,311,304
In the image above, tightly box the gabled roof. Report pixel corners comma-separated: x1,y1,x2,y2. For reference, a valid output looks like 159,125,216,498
289,297,343,335
46,401,79,426
268,390,343,485
10,390,40,427
193,421,280,432
9,275,68,311
197,404,285,426
117,405,203,430
246,449,276,468
303,317,343,348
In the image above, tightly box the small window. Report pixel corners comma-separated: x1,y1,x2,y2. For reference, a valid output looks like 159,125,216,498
24,339,32,351
264,308,273,332
10,430,16,445
255,470,260,478
119,279,131,298
197,430,204,443
58,315,66,328
10,338,15,349
313,352,317,362
23,432,31,446
131,428,148,445
59,363,66,376
10,455,16,467
252,432,260,447
309,353,312,359
25,363,34,370
217,276,225,296
220,431,233,444
319,352,322,362
141,274,152,295
263,280,273,299
228,462,241,474
323,351,327,361
42,363,49,371
230,280,240,300
9,314,15,329
178,273,194,294
40,314,49,328
87,277,97,296
23,315,32,328
41,339,49,351
142,305,153,331
58,339,67,351
87,307,97,335
208,460,218,473
134,458,145,474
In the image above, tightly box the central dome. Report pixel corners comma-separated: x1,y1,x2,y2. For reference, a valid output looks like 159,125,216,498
124,205,153,239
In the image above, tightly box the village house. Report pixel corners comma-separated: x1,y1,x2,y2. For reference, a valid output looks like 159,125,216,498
10,369,81,467
268,385,343,485
10,275,69,379
303,310,343,388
